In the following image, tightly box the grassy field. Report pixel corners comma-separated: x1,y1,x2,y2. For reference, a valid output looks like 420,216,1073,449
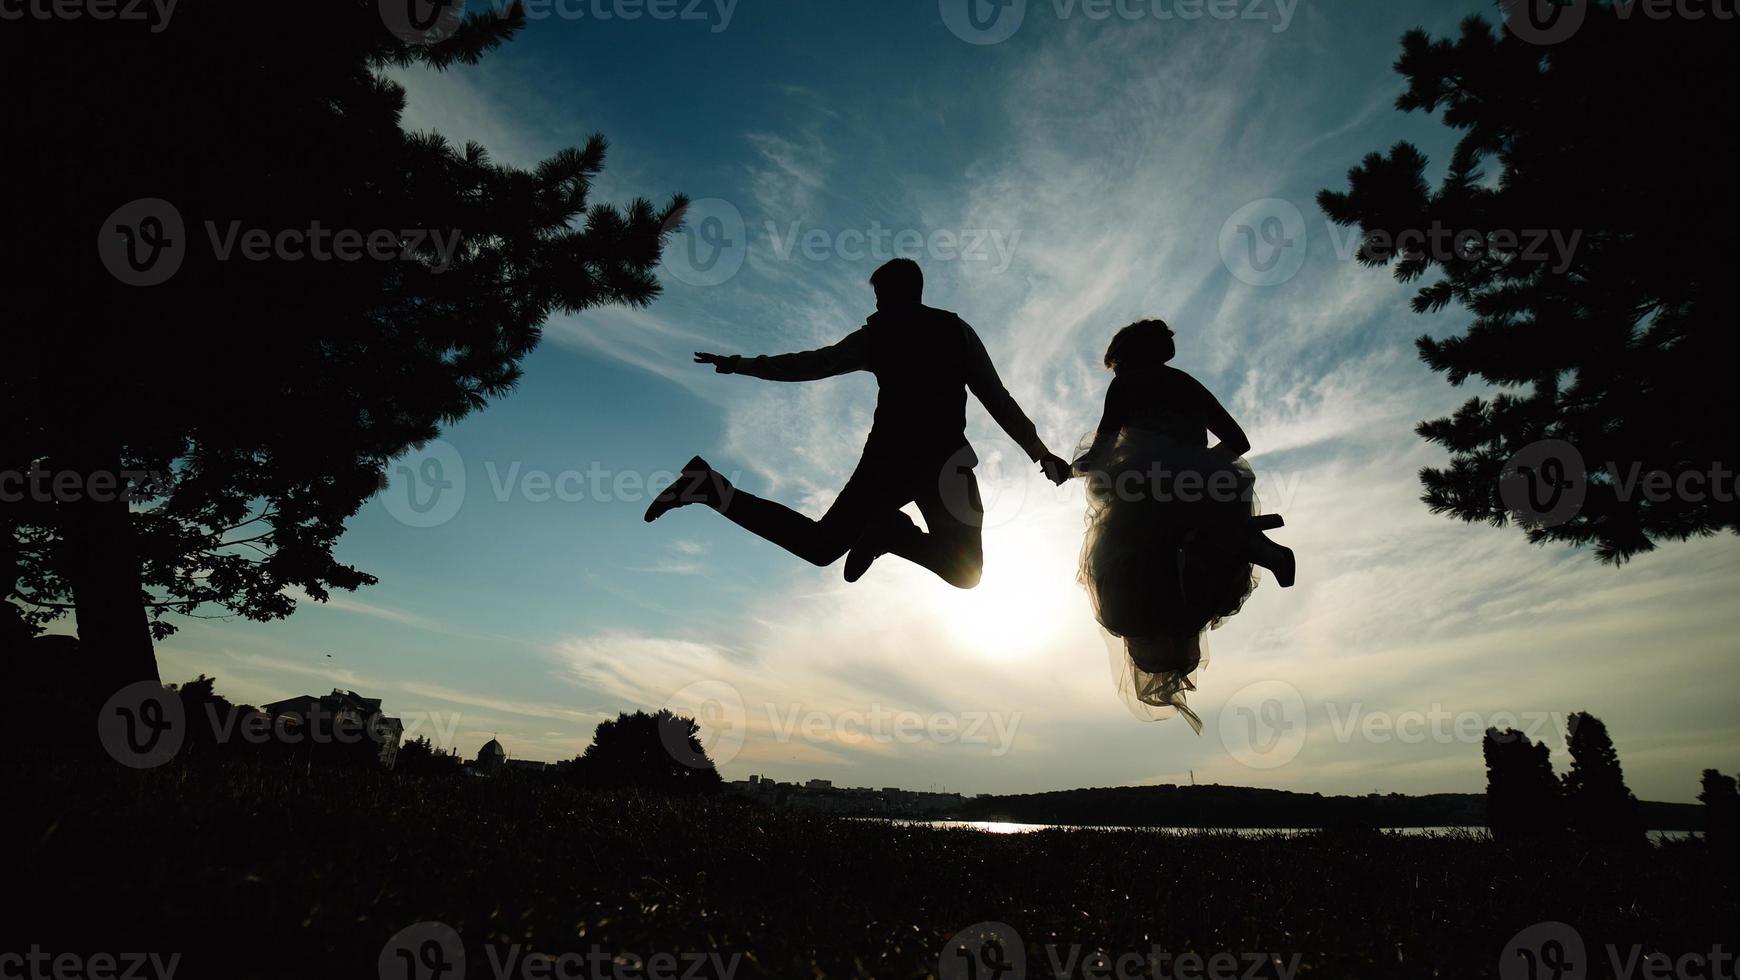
7,757,1736,980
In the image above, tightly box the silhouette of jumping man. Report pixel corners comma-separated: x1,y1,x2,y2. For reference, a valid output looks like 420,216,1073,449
645,259,1070,587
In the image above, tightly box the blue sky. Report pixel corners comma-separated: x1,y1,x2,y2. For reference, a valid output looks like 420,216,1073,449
142,0,1740,802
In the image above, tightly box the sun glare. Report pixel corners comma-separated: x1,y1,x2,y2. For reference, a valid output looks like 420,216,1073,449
928,522,1082,659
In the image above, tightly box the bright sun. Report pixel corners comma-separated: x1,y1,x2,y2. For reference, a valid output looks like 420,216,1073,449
926,521,1082,659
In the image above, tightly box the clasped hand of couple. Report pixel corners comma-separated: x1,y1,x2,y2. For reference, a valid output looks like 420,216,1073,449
694,351,1073,488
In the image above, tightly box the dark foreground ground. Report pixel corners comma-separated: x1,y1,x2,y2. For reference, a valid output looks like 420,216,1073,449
7,759,1736,980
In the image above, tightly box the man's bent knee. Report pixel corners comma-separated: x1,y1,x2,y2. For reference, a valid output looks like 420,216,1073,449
942,551,984,589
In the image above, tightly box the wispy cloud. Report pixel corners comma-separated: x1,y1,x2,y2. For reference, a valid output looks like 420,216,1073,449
399,680,608,726
281,586,446,632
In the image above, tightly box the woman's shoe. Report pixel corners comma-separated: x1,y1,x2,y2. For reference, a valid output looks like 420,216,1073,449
1268,543,1296,588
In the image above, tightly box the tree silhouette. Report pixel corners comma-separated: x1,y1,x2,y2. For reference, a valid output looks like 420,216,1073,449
1561,713,1642,846
396,735,463,778
1699,769,1738,852
1482,727,1563,841
1318,2,1738,563
567,710,723,795
168,674,237,759
2,2,685,687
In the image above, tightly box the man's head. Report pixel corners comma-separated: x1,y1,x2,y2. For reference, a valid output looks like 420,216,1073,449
870,258,923,310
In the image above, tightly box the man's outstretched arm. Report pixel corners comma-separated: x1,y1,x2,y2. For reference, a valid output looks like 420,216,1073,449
962,323,1070,483
694,329,868,382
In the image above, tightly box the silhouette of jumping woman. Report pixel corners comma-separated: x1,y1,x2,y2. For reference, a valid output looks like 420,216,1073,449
646,258,1070,587
1071,318,1294,730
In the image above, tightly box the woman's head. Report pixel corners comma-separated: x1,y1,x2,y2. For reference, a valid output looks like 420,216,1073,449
1103,319,1175,373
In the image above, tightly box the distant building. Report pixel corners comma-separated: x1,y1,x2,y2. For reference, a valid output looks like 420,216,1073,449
261,689,403,769
473,738,506,776
723,775,963,818
458,739,551,777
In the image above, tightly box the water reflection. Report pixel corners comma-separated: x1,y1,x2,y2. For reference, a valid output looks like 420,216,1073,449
866,819,1696,842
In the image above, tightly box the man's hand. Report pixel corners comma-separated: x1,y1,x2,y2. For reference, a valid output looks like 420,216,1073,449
1038,453,1071,486
694,352,737,374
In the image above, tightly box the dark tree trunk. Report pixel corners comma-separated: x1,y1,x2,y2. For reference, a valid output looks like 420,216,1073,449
64,451,159,690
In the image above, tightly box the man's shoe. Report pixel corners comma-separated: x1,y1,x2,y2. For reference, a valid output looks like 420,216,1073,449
644,456,726,523
844,511,918,583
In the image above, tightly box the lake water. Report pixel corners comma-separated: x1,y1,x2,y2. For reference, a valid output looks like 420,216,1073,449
872,819,1696,842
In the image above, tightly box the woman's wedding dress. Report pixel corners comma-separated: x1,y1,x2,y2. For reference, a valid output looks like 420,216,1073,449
1076,399,1262,732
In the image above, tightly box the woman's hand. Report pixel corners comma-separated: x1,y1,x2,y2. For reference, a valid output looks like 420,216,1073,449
1039,453,1072,486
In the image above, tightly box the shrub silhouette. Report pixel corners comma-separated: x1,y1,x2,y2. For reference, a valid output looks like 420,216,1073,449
1699,769,1738,852
396,736,462,778
1562,713,1643,846
567,710,722,795
1482,727,1563,841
